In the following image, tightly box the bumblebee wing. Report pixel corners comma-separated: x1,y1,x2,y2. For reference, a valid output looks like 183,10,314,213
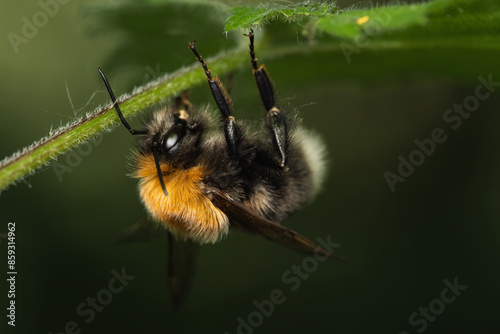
116,217,162,244
211,191,346,263
167,231,200,308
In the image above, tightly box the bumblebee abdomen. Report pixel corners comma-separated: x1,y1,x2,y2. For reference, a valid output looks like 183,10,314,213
239,123,327,223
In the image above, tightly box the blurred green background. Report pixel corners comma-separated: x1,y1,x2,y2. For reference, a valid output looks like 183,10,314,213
1,0,500,333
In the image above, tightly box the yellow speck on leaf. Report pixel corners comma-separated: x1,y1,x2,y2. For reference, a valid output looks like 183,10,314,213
356,16,369,25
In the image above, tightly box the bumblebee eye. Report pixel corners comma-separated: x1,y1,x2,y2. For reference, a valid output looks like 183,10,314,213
162,123,186,152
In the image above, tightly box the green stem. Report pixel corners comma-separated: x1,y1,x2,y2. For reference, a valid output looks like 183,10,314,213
0,42,341,193
0,46,246,193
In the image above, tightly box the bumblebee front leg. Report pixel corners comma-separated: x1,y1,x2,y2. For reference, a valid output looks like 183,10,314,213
173,90,192,113
188,42,240,162
246,30,288,169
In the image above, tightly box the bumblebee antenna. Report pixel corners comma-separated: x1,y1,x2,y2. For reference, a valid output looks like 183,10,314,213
98,67,147,136
98,67,168,196
152,149,168,196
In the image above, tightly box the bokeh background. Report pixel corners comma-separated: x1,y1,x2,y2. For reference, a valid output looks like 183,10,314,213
1,0,500,333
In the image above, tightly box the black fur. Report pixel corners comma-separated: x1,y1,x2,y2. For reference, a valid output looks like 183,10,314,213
135,104,317,223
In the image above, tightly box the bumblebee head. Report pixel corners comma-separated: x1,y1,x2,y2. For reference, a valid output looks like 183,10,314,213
133,105,217,196
98,67,211,196
138,107,210,166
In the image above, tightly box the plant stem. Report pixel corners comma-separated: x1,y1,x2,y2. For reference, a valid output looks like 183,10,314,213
0,46,247,193
0,42,342,193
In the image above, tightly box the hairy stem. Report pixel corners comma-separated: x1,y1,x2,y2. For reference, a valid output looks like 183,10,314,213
0,42,338,193
0,46,246,192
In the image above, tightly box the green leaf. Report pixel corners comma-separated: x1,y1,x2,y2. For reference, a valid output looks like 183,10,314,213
225,0,500,43
224,3,337,32
316,4,429,39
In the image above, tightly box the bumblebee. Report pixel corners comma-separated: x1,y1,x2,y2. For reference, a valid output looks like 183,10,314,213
98,30,343,305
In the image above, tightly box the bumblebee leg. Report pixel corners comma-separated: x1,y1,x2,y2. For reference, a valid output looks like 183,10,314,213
167,231,199,308
173,90,195,130
245,30,288,168
173,90,192,112
188,42,240,162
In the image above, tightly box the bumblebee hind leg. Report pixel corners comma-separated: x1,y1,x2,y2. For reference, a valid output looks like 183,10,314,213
245,29,288,169
244,30,327,219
